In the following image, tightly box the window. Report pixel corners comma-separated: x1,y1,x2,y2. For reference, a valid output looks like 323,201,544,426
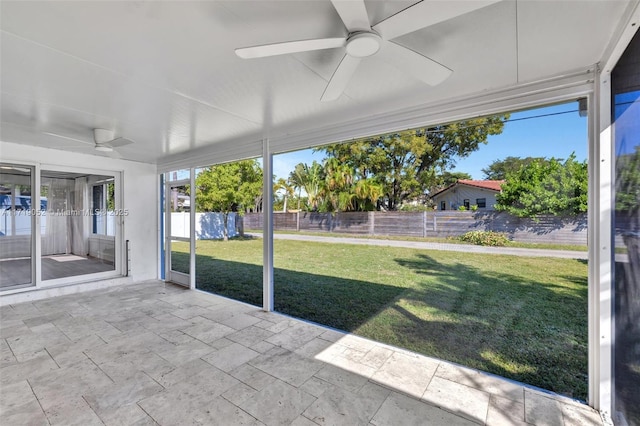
440,201,446,210
463,199,470,209
0,182,32,236
92,180,115,235
476,198,486,208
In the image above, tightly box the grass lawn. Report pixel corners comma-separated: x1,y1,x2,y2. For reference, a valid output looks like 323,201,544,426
172,237,588,400
256,229,591,252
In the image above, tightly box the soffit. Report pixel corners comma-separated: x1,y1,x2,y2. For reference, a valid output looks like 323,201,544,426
0,1,632,164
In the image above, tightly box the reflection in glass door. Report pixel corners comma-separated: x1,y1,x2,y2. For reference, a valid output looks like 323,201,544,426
0,164,34,288
612,29,640,426
165,175,191,287
40,171,117,281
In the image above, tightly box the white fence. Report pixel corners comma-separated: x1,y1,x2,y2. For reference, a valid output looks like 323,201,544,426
170,212,239,240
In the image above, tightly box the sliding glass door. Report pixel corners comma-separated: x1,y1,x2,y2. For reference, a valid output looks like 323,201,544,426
164,170,192,287
40,170,117,281
1,163,122,291
0,164,35,289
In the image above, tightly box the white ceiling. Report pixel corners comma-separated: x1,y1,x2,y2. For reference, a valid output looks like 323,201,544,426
0,0,634,164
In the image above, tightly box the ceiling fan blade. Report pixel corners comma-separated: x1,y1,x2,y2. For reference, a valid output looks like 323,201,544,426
379,42,452,86
103,150,123,159
321,54,361,102
330,0,371,32
108,137,134,148
373,0,501,40
235,38,346,59
43,131,93,146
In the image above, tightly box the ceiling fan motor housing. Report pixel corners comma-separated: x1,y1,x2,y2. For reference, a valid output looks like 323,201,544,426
345,32,382,58
94,128,115,144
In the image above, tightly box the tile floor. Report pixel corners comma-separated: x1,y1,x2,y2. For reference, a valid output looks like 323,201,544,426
0,281,604,425
0,255,114,288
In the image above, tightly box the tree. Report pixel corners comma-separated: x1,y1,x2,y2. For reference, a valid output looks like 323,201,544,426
288,161,324,211
274,177,294,212
427,171,472,196
439,171,472,187
321,157,356,212
195,160,263,240
615,146,640,214
495,154,587,218
482,156,545,180
318,115,508,210
354,178,384,211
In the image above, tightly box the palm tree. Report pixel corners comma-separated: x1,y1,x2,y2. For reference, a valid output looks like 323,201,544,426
288,163,306,211
289,161,324,211
274,177,294,212
322,158,356,212
354,178,384,211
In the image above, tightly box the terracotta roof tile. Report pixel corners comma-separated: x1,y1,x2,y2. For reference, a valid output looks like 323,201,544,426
457,180,505,191
429,179,505,198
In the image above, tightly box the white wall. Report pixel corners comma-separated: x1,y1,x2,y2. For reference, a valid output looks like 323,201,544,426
0,141,158,283
433,186,500,210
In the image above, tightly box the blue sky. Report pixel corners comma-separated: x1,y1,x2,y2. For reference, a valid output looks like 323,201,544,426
614,90,640,156
273,100,588,180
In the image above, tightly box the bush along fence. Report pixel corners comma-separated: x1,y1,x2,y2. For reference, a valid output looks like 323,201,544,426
242,211,591,246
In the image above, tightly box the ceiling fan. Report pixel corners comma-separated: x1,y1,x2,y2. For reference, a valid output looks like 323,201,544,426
235,0,500,101
44,128,134,157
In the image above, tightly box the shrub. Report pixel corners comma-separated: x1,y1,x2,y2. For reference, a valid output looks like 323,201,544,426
470,204,478,212
459,230,509,246
458,205,467,211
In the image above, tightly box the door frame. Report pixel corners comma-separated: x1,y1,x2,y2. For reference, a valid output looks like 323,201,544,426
164,171,195,289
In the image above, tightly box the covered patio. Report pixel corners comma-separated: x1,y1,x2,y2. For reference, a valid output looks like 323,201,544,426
1,280,603,425
1,0,639,424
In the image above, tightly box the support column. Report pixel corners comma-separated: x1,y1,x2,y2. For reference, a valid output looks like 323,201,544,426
33,165,41,287
189,168,196,290
587,71,613,416
263,139,274,312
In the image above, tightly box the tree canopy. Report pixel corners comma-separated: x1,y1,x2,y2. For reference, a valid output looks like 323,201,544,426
615,146,640,214
482,156,545,180
430,171,472,194
288,161,324,211
318,115,508,210
287,160,382,212
495,154,588,218
195,160,262,240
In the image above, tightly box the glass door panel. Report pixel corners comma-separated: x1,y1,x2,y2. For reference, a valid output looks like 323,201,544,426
40,171,117,281
166,179,191,286
0,164,34,288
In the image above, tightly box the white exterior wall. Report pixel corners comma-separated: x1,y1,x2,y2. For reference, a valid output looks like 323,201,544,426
432,185,500,210
0,141,158,285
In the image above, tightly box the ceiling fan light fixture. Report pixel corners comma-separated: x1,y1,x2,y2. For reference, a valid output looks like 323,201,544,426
345,32,381,58
94,144,113,152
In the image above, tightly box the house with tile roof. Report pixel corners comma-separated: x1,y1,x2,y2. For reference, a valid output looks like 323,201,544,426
430,180,505,211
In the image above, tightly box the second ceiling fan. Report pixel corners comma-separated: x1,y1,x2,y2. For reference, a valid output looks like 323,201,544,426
235,0,500,101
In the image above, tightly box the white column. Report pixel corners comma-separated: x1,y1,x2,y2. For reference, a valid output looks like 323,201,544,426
263,139,274,311
189,168,196,290
33,165,41,287
587,71,613,416
164,174,171,282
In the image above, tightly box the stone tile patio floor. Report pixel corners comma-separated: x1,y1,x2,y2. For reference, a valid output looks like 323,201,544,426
0,280,603,426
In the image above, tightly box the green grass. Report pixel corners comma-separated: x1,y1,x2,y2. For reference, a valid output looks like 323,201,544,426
251,229,589,252
172,237,589,400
